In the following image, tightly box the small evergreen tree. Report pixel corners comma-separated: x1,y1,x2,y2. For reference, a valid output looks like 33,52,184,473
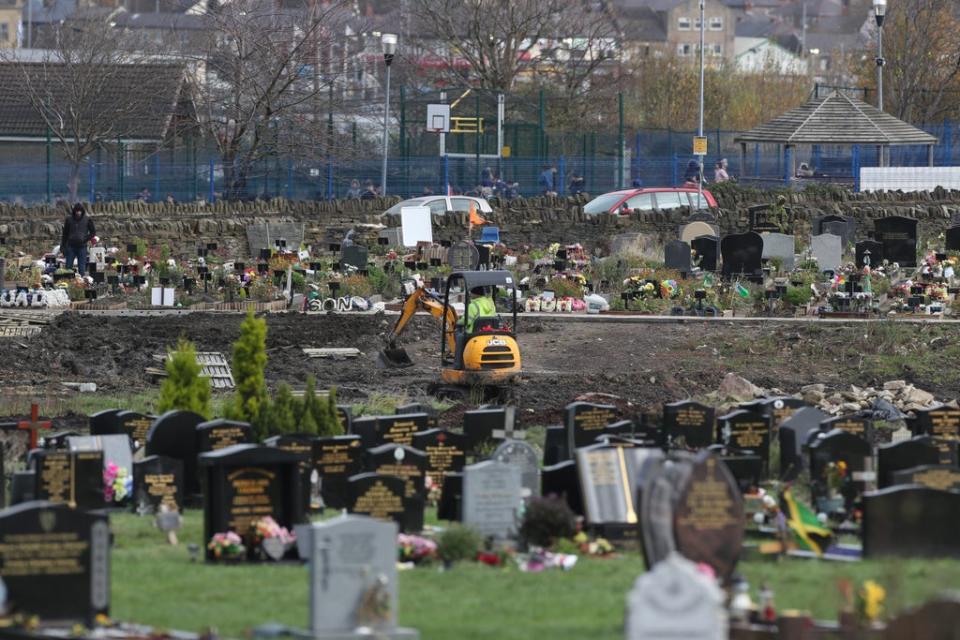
270,383,298,435
326,387,343,436
228,311,268,436
156,338,211,418
299,376,320,435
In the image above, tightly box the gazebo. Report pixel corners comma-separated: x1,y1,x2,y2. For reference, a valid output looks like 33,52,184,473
734,91,938,180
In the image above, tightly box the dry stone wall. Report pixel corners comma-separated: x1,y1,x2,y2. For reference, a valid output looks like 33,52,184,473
1,189,959,258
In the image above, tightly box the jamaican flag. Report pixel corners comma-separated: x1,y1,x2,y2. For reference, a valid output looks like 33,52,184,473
781,489,833,556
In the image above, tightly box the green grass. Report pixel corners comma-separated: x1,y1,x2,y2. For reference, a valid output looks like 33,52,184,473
108,511,960,639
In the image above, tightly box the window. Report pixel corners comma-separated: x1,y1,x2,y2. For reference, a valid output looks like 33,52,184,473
0,23,9,42
677,43,692,56
712,43,723,56
709,16,723,30
625,194,655,211
428,199,449,215
688,193,710,209
677,17,691,30
694,18,702,29
654,192,686,210
450,198,475,213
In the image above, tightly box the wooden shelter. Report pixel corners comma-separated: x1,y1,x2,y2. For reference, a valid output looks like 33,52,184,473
734,91,938,179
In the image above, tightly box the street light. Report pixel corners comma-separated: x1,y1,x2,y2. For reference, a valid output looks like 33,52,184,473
380,33,398,196
874,0,886,166
697,0,705,207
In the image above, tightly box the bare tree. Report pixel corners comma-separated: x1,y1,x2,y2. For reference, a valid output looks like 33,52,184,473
184,0,359,200
1,19,177,201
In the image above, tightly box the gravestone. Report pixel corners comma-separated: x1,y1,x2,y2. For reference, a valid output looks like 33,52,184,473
313,435,364,510
577,445,663,529
718,453,763,494
758,396,809,431
336,405,353,434
820,415,874,442
664,240,692,275
640,455,696,569
339,245,369,271
145,410,206,496
462,460,523,539
411,429,467,486
350,417,380,450
779,407,830,480
395,403,438,430
543,426,568,466
541,460,583,516
295,515,418,639
662,400,715,449
196,419,252,453
679,221,718,244
264,434,315,512
10,471,34,505
946,225,960,252
365,443,428,501
33,450,105,510
815,214,856,246
720,232,763,280
874,216,918,267
199,444,306,561
892,464,960,491
910,403,960,465
808,429,872,513
863,486,960,558
856,240,884,269
348,473,421,533
377,413,430,447
810,233,842,273
447,242,480,270
246,222,304,255
113,411,156,449
0,502,110,623
690,236,718,272
565,401,619,453
626,553,727,640
437,473,463,522
68,434,133,479
492,439,540,498
133,455,184,514
877,437,942,488
672,452,745,582
88,409,124,436
717,410,770,467
463,407,515,454
761,233,795,271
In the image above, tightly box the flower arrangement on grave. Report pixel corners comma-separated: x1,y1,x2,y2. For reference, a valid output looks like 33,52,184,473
424,475,442,507
571,531,615,557
397,533,438,565
103,462,132,503
207,531,245,560
826,460,847,496
857,580,886,622
251,516,296,545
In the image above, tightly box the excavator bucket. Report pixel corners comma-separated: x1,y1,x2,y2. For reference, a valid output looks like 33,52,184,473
378,346,414,368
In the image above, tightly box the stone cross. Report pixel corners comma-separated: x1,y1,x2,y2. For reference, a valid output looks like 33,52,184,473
18,402,52,449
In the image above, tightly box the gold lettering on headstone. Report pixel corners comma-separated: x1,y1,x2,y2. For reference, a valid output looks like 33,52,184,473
126,418,152,444
425,443,464,474
375,463,423,498
207,427,248,450
0,532,88,576
584,451,619,486
676,459,736,531
317,443,356,474
674,407,707,427
731,421,767,448
226,468,277,535
38,453,75,507
575,408,616,432
930,410,960,440
383,420,419,446
144,473,179,511
913,469,960,491
834,420,866,435
353,481,404,520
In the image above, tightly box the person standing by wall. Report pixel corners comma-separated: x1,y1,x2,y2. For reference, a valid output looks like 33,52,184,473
61,203,96,277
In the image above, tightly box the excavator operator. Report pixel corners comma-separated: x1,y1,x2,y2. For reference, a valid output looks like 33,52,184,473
462,286,496,334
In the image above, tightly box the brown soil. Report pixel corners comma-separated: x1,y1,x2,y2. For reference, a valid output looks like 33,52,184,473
2,313,959,427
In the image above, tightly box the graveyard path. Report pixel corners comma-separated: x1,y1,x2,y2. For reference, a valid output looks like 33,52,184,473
1,312,959,427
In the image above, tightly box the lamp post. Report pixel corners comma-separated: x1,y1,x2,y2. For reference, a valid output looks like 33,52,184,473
380,33,397,196
697,0,705,206
874,0,886,166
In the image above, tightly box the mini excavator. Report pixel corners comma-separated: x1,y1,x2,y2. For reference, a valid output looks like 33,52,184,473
379,270,522,388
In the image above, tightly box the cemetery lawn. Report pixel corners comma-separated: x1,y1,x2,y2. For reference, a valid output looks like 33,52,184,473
111,512,960,639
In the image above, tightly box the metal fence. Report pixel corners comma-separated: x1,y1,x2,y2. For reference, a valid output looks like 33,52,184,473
5,121,960,204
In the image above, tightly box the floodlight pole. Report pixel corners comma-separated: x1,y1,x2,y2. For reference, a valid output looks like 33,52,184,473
380,33,397,196
874,0,886,167
698,0,705,205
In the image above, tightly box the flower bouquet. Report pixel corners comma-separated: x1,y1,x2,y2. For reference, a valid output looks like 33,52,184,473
252,516,296,561
208,531,245,561
103,462,132,504
397,533,437,565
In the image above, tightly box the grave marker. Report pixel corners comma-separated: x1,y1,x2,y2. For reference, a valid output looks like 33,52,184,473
664,240,692,275
566,401,619,453
114,411,156,448
462,460,523,539
808,429,872,513
855,240,884,268
820,414,874,442
720,232,763,280
348,473,421,532
877,437,942,488
133,455,184,514
313,435,364,510
33,450,105,510
863,486,960,558
761,233,795,271
145,410,206,497
717,410,770,469
663,400,714,449
411,429,467,485
492,439,540,498
541,460,583,516
690,235,718,272
577,445,663,530
196,419,253,453
778,407,830,480
810,233,842,273
892,464,960,491
874,216,918,267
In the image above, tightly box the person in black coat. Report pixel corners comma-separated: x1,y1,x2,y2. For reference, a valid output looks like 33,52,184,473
61,203,96,276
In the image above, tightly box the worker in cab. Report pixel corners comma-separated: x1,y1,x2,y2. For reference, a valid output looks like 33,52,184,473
461,286,496,334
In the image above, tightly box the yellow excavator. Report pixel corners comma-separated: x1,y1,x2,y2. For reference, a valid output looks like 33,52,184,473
379,270,522,387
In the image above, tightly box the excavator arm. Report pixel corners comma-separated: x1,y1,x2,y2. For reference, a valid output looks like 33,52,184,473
380,281,458,367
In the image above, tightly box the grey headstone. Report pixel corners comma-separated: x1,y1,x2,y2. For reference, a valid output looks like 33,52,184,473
626,553,727,640
462,460,522,539
447,242,480,270
68,435,134,480
492,440,541,499
296,515,418,638
761,233,795,271
810,233,842,273
609,233,660,260
664,240,692,274
379,228,403,247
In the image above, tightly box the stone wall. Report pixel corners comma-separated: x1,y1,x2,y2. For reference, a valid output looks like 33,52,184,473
2,188,960,258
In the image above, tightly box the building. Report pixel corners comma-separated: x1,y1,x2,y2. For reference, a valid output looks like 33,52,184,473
615,0,736,63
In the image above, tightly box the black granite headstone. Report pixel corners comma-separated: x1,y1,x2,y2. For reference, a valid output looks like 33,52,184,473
877,437,942,489
720,232,764,280
566,401,620,453
347,472,423,533
891,464,960,491
541,459,583,516
662,400,715,449
874,216,918,267
377,413,430,447
133,455,184,513
863,486,960,558
664,240,692,275
437,472,463,521
717,410,770,470
463,407,510,454
196,419,253,453
820,414,874,442
364,443,428,504
411,429,467,484
855,240,884,268
114,411,156,449
312,435,364,510
946,225,960,252
691,235,718,272
33,450,105,510
543,425,568,465
808,429,871,513
88,409,124,436
778,407,830,481
145,410,206,496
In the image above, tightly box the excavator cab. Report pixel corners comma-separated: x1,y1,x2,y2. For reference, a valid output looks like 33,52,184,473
440,271,521,386
379,270,522,387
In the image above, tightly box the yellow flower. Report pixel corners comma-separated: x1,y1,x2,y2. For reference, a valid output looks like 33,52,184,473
860,580,886,621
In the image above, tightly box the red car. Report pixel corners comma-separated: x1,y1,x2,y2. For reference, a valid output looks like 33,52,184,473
583,188,717,215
